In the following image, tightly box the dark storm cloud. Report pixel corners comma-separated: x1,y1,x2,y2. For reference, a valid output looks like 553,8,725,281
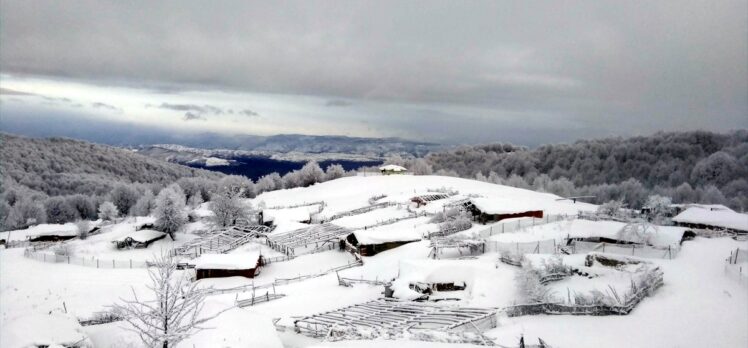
1,0,746,142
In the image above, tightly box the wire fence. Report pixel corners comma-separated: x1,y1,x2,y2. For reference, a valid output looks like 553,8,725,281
568,241,679,259
23,249,151,269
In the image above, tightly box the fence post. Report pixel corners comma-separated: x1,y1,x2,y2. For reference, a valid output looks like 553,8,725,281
67,256,70,264
113,259,115,268
43,253,46,262
97,259,99,268
130,259,132,269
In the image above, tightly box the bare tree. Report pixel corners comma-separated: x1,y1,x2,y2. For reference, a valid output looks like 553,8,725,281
111,253,229,348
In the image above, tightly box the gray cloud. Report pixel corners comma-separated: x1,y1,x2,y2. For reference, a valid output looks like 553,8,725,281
91,102,122,113
0,87,35,96
1,0,745,142
239,109,259,117
182,112,206,121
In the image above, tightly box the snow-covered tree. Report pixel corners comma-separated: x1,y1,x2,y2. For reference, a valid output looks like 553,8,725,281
324,164,346,181
98,201,119,222
5,199,47,230
597,200,624,217
111,252,228,348
154,184,187,240
76,220,91,240
216,175,254,199
44,196,79,224
298,161,325,187
645,195,672,224
210,189,248,227
410,158,433,175
67,194,98,220
110,184,140,216
130,189,156,216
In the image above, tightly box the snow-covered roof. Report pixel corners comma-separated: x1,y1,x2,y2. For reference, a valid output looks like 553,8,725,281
672,206,748,232
114,229,166,243
1,313,93,348
353,227,422,245
469,197,541,215
193,252,261,270
670,203,733,212
379,164,407,172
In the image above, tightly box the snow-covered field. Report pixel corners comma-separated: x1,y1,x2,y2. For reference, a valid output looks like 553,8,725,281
1,175,746,347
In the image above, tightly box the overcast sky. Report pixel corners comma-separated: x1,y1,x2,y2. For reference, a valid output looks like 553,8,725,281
1,0,746,146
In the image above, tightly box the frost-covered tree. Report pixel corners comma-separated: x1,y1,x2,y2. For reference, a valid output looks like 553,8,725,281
298,161,325,187
130,190,157,216
110,184,140,216
410,158,433,175
690,151,741,187
154,184,187,240
0,200,10,231
324,164,346,181
255,174,279,194
5,199,47,230
644,195,672,224
597,200,624,217
216,175,254,199
44,196,79,224
111,252,228,348
98,201,119,222
210,190,248,227
67,194,98,220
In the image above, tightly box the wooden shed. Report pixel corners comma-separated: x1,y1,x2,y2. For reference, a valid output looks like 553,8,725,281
345,228,421,256
193,252,263,280
112,230,167,249
464,198,543,224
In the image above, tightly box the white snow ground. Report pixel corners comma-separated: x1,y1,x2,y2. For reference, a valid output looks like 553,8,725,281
1,176,746,347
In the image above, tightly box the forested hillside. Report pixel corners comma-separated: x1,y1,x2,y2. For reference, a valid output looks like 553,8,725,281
389,131,748,210
1,133,223,197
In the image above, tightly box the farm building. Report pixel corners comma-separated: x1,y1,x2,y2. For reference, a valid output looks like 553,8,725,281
464,198,543,224
410,193,451,207
28,229,79,242
344,227,422,256
672,205,748,234
193,252,263,280
379,164,408,175
112,230,167,249
385,259,476,301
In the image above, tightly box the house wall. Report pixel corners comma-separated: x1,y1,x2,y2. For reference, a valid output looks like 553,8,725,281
476,210,543,224
358,240,418,256
196,267,258,280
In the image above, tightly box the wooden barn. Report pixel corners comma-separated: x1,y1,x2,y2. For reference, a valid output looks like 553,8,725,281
379,164,408,175
28,230,78,242
672,205,748,235
193,252,263,280
344,228,421,256
112,230,167,249
464,198,543,224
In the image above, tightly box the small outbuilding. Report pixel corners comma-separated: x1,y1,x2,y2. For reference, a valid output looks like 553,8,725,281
672,205,748,234
379,164,408,175
345,228,421,256
464,198,543,224
193,252,263,280
112,230,167,249
28,230,79,242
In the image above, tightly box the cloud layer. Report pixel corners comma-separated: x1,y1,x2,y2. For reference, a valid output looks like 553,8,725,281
1,1,746,144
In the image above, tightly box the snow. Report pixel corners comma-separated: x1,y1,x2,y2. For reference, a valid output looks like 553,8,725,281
263,205,315,223
193,252,261,270
113,229,166,243
353,220,426,245
672,206,748,232
1,313,93,348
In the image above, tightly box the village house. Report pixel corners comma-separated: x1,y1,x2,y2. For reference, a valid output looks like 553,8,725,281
193,252,263,280
464,197,543,224
344,227,421,256
671,205,748,234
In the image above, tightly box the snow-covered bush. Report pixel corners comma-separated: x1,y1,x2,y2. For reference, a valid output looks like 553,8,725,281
154,184,187,239
109,184,139,217
98,201,119,222
644,194,672,224
325,164,346,181
596,200,624,217
53,243,74,257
